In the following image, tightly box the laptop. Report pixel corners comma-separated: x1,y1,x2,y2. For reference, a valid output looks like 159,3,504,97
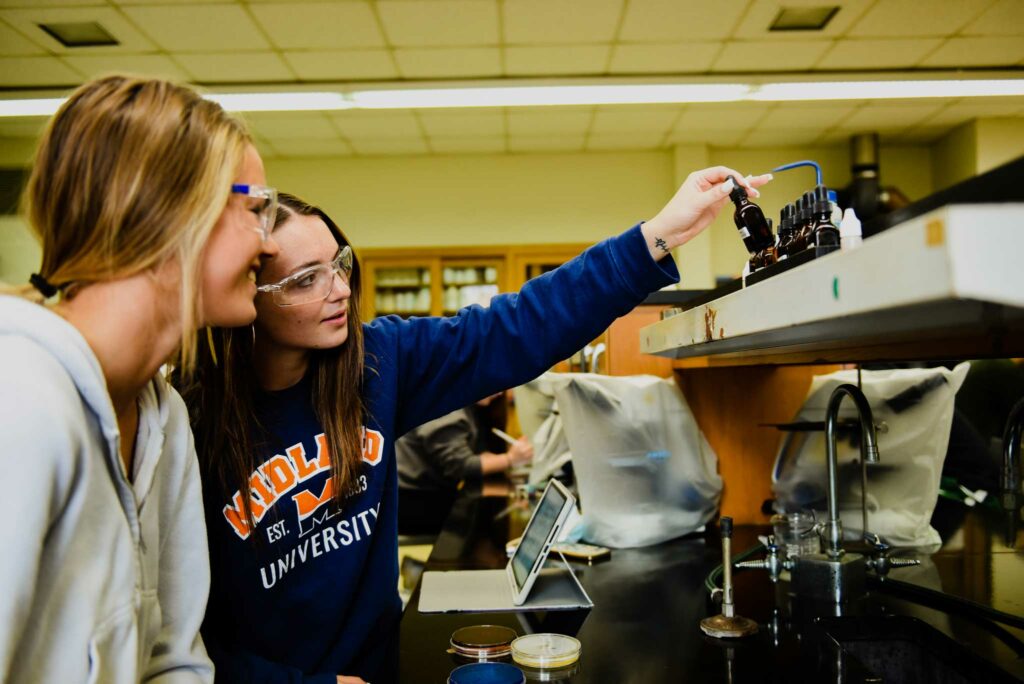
418,480,593,613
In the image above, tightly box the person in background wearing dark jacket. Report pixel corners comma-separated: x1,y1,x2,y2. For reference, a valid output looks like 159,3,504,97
397,393,533,535
177,168,771,684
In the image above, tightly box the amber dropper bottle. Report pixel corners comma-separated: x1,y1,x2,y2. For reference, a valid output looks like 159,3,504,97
728,175,776,271
810,184,841,251
776,203,796,260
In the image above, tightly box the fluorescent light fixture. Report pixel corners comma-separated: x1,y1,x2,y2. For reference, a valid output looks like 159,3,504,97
1,78,1022,117
0,98,67,116
752,79,1024,101
205,91,352,112
352,84,749,109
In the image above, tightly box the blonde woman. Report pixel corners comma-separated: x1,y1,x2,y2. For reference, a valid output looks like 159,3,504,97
182,168,770,683
0,75,279,682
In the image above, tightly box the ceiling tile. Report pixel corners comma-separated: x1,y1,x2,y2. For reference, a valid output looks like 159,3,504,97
835,102,945,132
712,39,832,72
666,127,745,147
847,0,985,37
962,0,1024,36
0,0,100,5
504,45,609,76
430,136,505,154
589,106,680,134
586,133,664,150
741,127,825,147
351,137,429,155
732,0,873,41
378,0,498,47
283,50,397,81
608,42,719,74
418,110,504,137
175,52,293,82
331,111,422,139
0,116,47,138
250,2,385,50
672,103,770,131
923,98,1024,126
507,109,592,136
0,20,43,56
757,103,856,129
816,38,942,70
266,137,353,158
919,37,1024,67
503,0,623,45
63,54,189,81
620,0,746,41
508,135,586,152
243,112,338,140
0,6,155,54
0,56,81,86
120,4,269,52
394,47,500,78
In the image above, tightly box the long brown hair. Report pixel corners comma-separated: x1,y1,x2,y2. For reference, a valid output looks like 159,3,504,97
13,74,248,372
178,193,366,538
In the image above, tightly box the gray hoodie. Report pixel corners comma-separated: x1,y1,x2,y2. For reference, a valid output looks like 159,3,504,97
0,295,213,683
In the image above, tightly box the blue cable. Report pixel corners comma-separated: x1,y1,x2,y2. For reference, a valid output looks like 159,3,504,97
772,160,822,185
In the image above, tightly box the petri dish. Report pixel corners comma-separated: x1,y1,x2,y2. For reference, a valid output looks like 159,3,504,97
450,625,518,660
448,662,526,684
521,661,579,682
510,634,581,670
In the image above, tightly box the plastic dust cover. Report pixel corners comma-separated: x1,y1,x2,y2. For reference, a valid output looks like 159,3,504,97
542,373,722,548
772,363,970,546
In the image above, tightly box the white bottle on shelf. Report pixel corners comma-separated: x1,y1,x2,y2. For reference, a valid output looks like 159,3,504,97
840,207,863,250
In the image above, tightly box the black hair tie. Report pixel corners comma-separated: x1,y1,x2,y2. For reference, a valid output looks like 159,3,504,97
29,273,59,298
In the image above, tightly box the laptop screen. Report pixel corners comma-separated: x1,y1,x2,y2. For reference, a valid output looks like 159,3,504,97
510,482,568,590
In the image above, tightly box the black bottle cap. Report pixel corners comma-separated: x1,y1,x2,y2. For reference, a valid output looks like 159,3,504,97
813,184,831,214
780,203,795,231
727,175,747,203
720,517,733,538
802,191,815,220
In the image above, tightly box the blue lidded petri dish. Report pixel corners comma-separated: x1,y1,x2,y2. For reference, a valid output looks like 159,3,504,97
448,662,527,684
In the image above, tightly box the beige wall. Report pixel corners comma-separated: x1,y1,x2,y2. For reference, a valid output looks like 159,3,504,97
0,215,39,286
976,118,1024,175
265,151,674,249
932,122,978,192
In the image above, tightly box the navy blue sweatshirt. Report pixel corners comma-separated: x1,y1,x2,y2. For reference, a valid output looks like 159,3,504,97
201,225,679,682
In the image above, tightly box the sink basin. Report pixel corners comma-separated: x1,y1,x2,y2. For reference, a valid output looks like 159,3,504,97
815,615,1020,683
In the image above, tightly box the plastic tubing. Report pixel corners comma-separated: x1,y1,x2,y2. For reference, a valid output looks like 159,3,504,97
772,160,823,185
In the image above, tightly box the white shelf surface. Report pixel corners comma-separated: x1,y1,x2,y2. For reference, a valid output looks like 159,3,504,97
641,204,1024,365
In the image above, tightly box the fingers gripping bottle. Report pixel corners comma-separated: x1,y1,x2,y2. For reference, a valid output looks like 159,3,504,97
728,175,776,272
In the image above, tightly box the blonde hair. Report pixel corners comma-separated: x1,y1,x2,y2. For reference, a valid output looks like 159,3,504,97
19,74,249,370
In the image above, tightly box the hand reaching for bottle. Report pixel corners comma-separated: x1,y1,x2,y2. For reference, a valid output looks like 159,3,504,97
642,166,773,260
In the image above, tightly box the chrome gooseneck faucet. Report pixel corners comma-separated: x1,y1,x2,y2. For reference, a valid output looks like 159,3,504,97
1001,397,1024,548
823,384,880,559
792,383,880,603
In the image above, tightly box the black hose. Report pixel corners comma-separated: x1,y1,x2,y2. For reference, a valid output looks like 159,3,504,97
867,574,1024,630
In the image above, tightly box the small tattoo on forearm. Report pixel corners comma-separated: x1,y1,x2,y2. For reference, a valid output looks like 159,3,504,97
654,237,670,254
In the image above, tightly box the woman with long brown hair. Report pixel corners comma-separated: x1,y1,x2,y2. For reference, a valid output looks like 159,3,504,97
0,74,279,682
182,169,770,683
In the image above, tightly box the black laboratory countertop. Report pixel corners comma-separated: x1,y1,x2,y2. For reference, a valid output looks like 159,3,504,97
399,487,1024,683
